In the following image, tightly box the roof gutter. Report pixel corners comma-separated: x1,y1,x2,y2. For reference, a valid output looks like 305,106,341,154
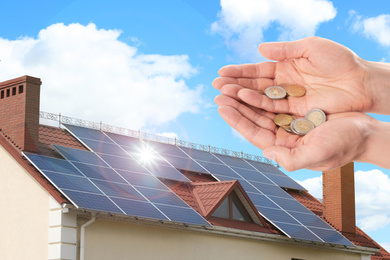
80,213,96,260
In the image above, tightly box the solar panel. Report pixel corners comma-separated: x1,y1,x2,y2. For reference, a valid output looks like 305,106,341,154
25,151,210,226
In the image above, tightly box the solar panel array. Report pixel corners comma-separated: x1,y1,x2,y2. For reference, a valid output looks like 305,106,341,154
25,124,353,246
24,138,210,226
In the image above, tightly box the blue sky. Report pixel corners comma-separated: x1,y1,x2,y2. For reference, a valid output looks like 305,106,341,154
1,0,390,252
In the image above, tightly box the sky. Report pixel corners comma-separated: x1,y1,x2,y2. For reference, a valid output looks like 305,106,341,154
1,0,390,252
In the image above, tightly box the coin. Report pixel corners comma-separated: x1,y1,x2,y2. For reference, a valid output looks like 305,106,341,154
281,125,293,133
265,86,287,99
274,114,294,126
290,118,314,136
285,84,306,97
306,109,326,127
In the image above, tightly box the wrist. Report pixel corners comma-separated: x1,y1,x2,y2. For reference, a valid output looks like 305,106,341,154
355,117,390,168
362,59,390,114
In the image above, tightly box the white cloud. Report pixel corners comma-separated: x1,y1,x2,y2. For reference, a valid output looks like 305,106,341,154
355,170,390,231
298,176,322,198
299,169,390,232
350,11,390,47
211,0,336,61
0,23,204,129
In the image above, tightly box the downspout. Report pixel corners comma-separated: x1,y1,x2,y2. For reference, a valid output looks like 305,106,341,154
80,213,96,260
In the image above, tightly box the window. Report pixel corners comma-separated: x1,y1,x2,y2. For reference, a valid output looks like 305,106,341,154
212,192,253,222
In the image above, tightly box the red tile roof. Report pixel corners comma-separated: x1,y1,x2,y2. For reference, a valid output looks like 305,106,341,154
38,125,87,157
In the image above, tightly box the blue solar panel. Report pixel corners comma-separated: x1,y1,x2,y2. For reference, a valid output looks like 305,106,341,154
115,169,169,190
64,124,114,143
105,132,144,149
142,163,190,182
160,154,207,173
249,182,292,199
178,146,222,164
246,160,286,176
144,141,186,157
44,171,103,194
136,186,189,208
262,172,306,191
24,153,83,176
258,207,300,225
92,179,146,201
155,204,210,226
272,222,323,242
268,196,311,213
231,167,274,185
64,190,124,214
71,162,126,183
213,153,254,169
99,154,148,173
111,197,168,220
79,138,130,158
288,211,333,229
307,227,354,246
246,193,279,209
52,145,109,166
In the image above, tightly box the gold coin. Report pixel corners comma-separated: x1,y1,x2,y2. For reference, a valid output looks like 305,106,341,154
274,114,294,126
285,84,306,97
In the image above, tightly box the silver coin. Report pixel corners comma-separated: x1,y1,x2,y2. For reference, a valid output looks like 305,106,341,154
305,109,326,127
264,86,287,99
290,118,314,136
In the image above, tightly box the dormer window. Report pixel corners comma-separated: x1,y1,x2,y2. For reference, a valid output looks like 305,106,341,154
212,192,253,222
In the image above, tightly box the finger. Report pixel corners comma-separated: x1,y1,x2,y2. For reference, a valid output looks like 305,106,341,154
218,62,276,79
220,84,243,100
259,37,315,61
215,95,276,130
238,88,292,114
217,106,276,149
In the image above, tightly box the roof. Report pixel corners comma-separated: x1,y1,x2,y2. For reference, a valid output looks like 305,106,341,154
2,122,389,259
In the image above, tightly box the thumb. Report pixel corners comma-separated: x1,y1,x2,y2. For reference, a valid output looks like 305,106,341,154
258,36,318,61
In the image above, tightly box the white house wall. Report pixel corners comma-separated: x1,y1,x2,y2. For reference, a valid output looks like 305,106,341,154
82,219,363,260
0,145,50,260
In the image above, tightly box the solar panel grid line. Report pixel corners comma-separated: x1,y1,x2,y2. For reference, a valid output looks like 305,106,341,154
52,146,128,215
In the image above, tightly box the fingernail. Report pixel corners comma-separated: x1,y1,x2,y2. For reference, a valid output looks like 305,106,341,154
263,151,276,161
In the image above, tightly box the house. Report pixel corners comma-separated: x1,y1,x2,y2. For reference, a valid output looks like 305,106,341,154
0,75,389,260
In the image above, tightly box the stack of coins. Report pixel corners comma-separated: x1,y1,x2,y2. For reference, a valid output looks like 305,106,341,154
265,84,327,136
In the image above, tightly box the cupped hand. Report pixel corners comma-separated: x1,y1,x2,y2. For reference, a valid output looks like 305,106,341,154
215,94,372,171
213,36,374,116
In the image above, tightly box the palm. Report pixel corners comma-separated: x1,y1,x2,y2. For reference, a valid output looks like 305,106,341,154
213,37,371,116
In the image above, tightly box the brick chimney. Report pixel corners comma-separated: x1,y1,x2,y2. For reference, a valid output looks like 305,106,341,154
323,162,356,234
0,75,41,153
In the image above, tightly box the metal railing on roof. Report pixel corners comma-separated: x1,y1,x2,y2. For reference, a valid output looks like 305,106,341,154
39,111,278,167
